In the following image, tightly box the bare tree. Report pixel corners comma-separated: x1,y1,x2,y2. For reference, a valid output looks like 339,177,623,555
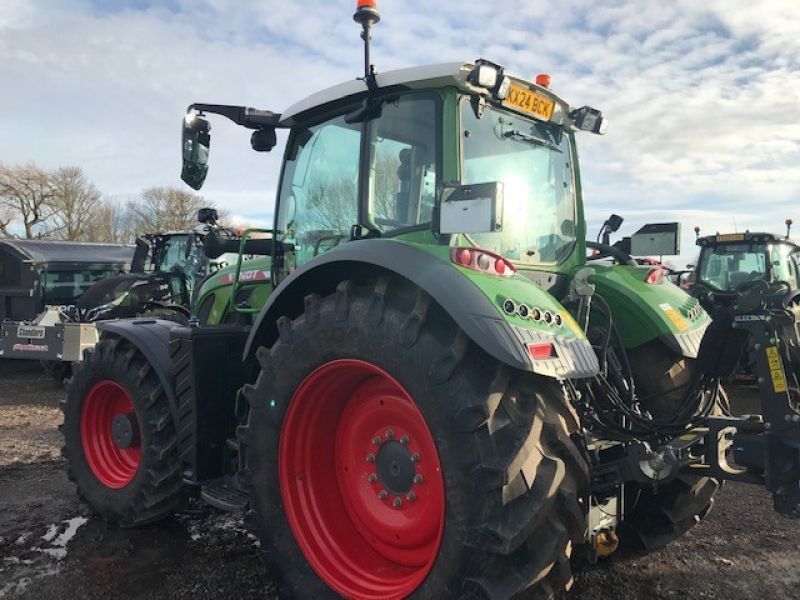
0,163,60,238
88,199,132,244
126,186,213,233
0,203,13,237
50,167,102,240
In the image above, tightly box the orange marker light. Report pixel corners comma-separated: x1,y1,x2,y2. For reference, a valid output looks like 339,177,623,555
535,73,551,88
357,0,377,8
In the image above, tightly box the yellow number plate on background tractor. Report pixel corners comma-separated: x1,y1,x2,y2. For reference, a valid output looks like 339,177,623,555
503,84,554,121
716,233,745,242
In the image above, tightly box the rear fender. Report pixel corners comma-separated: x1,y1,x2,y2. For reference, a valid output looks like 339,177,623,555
243,239,599,379
589,265,710,358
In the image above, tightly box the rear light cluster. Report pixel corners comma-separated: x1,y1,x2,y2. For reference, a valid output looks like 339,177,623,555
645,267,667,285
527,342,556,360
501,298,563,328
451,247,515,278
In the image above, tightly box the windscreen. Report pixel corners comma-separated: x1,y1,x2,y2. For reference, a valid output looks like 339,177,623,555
697,243,768,291
460,100,576,265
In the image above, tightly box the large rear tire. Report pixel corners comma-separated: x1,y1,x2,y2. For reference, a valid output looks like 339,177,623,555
239,277,588,599
61,335,183,526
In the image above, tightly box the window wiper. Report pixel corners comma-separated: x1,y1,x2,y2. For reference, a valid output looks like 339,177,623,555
502,129,563,153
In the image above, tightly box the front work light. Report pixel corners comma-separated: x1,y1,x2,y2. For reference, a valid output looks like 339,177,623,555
469,59,511,100
570,106,608,135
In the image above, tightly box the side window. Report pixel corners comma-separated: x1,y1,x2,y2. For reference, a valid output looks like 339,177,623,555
772,245,799,288
369,95,438,231
277,115,361,268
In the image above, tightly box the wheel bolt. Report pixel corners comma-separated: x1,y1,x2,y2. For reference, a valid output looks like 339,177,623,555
372,436,382,446
400,435,409,445
385,429,394,439
406,491,416,502
413,474,424,485
392,497,403,508
411,453,420,463
366,453,375,463
368,473,378,483
378,490,388,500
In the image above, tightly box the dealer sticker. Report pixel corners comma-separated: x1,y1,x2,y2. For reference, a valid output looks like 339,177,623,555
658,303,689,332
17,325,46,339
765,346,788,394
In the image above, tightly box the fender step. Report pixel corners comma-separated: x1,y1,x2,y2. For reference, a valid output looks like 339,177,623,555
200,476,249,512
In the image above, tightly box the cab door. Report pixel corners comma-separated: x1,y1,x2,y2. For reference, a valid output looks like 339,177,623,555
274,114,362,278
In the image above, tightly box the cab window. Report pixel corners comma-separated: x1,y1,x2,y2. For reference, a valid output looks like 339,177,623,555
771,244,798,289
368,95,439,232
277,115,361,268
156,235,190,271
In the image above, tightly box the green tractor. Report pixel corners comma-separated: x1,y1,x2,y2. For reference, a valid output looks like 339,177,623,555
60,4,800,599
691,224,799,309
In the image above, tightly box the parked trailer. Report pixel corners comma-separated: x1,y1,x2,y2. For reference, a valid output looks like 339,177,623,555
0,238,133,321
0,239,132,367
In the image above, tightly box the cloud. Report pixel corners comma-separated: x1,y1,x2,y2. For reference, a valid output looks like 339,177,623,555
0,0,797,259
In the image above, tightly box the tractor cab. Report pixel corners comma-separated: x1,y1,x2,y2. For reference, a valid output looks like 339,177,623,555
693,231,800,307
180,61,607,294
77,209,244,322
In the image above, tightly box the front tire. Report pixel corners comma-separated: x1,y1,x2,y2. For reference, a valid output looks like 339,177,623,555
61,335,183,526
239,277,588,599
619,343,721,553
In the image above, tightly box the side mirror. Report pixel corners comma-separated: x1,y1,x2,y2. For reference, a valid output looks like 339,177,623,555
607,214,624,233
438,182,504,235
197,207,219,224
181,114,211,190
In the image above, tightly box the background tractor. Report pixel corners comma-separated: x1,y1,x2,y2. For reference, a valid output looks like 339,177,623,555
1,208,271,380
60,4,800,599
691,226,799,310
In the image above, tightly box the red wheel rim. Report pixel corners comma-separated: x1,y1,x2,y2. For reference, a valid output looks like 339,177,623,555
80,380,141,489
279,359,445,600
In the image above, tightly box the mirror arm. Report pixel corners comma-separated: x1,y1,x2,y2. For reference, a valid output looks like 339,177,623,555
586,241,638,267
187,103,282,130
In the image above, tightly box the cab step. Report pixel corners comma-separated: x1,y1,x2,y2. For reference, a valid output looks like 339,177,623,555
200,477,249,512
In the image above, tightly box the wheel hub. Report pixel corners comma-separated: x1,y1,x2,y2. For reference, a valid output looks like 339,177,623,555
376,439,415,494
111,413,139,449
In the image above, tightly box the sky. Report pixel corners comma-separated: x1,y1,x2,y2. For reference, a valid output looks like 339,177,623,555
1,0,798,264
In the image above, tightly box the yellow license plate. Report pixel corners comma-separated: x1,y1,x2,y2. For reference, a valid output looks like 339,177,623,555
716,233,745,242
503,84,554,121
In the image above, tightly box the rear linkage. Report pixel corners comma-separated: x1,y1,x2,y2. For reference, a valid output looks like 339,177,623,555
576,275,800,521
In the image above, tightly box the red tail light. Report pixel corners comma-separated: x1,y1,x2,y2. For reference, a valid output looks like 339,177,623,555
527,342,556,360
451,247,515,277
645,267,666,285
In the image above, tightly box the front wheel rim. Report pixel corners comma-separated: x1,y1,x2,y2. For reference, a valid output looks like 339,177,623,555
279,359,445,599
80,380,141,489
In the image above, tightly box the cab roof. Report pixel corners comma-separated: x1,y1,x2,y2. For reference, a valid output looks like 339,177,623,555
279,60,569,126
697,232,797,247
0,238,134,265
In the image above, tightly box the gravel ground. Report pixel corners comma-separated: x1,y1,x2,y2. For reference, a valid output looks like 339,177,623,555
1,359,799,599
